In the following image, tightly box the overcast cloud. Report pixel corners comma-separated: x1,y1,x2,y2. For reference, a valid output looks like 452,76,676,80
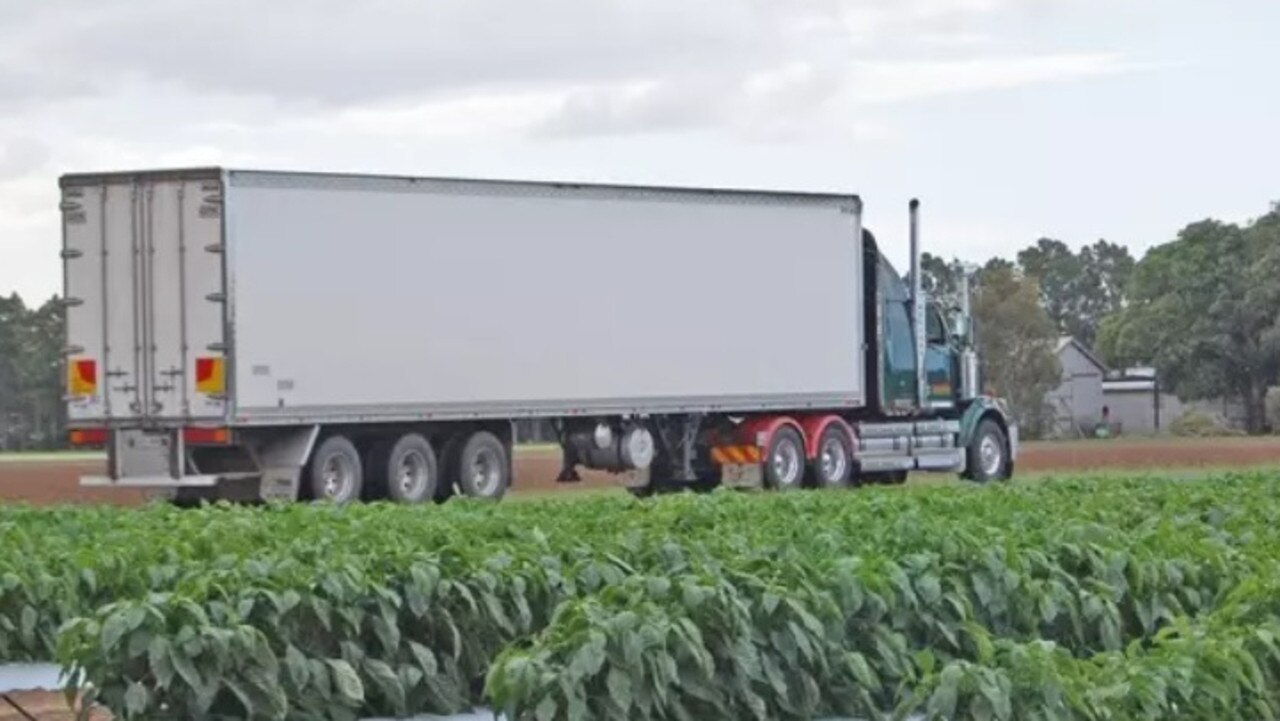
1,0,1277,301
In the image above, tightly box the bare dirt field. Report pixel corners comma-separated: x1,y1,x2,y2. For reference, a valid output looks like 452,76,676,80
2,436,1279,506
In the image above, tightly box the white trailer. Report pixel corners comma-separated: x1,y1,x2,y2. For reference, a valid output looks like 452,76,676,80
61,168,1015,503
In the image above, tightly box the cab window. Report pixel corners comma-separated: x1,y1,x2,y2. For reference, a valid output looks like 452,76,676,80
926,306,947,345
887,302,914,368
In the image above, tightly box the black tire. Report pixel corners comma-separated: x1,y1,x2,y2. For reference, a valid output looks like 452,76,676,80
967,418,1010,483
373,433,439,504
308,435,363,504
763,426,806,491
456,431,510,500
810,425,855,488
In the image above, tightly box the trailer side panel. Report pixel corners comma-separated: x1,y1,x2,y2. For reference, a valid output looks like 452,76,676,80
225,171,864,422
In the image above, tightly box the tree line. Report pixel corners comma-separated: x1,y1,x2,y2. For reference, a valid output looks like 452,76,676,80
924,203,1280,437
0,295,64,450
0,204,1275,449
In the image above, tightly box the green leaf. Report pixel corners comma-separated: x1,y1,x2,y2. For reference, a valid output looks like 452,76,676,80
848,652,876,687
365,658,406,713
124,682,150,717
917,573,943,606
406,577,429,618
327,659,365,703
482,591,515,635
101,611,130,652
928,665,962,718
371,613,401,655
979,675,1012,720
285,644,310,688
915,648,937,676
148,636,174,689
763,592,781,615
20,605,37,646
536,695,557,721
224,679,258,716
310,658,332,699
410,641,439,677
169,644,203,691
607,668,633,712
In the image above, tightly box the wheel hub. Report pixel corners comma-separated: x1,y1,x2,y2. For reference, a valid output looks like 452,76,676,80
471,449,500,495
820,437,847,483
322,456,351,499
398,450,428,495
979,435,1003,476
771,440,802,488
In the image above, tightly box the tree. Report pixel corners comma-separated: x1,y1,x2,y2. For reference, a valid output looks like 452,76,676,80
920,252,964,306
16,297,66,448
971,266,1062,438
1017,238,1134,349
1098,207,1280,434
0,293,66,450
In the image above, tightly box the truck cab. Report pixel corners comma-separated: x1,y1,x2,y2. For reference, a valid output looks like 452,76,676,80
859,224,1016,483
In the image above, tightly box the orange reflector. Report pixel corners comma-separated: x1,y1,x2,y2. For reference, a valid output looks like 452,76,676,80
69,428,108,446
184,427,230,445
68,358,97,396
195,357,225,394
711,446,763,466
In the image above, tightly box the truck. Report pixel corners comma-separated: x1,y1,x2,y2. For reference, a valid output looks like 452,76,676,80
58,167,1016,503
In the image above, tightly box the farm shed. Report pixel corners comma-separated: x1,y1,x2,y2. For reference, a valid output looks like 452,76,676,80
1103,367,1248,434
1047,337,1107,437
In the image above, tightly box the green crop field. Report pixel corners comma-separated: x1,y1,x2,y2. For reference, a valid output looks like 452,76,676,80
3,471,1280,720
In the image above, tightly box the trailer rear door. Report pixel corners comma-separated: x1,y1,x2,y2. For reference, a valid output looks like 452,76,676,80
61,170,228,424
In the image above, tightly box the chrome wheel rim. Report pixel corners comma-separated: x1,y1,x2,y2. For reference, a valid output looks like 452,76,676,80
771,438,802,488
979,434,1003,477
321,455,354,500
397,449,429,497
820,436,848,484
470,448,501,496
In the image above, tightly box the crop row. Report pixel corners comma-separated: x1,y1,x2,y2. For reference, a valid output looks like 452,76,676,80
1,472,1278,719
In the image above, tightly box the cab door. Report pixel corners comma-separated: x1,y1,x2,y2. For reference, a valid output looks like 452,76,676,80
881,299,917,412
924,304,956,409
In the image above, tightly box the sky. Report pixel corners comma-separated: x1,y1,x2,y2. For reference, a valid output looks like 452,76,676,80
1,0,1277,302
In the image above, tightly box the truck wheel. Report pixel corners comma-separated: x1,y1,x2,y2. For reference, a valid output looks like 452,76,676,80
381,433,438,503
764,426,805,491
967,419,1010,483
457,431,510,500
811,425,854,488
308,435,363,504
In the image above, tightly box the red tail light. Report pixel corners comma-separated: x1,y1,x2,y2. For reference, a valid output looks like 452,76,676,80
69,428,108,446
183,427,231,445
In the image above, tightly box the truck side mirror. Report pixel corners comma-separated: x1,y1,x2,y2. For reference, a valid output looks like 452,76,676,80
950,311,969,340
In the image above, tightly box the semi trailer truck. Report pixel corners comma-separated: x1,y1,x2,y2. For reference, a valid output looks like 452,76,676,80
59,168,1016,503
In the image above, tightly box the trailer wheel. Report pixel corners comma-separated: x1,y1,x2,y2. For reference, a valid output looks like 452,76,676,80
763,426,805,491
457,431,510,500
377,433,439,504
811,425,854,488
308,435,363,504
967,418,1010,483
